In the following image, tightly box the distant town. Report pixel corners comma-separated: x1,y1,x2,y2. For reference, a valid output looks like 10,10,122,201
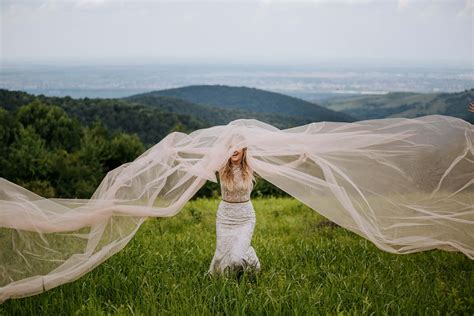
1,62,472,101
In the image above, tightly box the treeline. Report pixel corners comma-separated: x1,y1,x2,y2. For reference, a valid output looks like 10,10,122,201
0,89,205,147
0,91,290,199
0,100,145,198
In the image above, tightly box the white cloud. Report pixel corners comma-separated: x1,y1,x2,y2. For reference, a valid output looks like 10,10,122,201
397,0,409,10
456,0,473,17
74,0,114,8
1,0,471,65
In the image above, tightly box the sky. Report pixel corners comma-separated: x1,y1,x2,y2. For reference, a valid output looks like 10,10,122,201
1,0,473,67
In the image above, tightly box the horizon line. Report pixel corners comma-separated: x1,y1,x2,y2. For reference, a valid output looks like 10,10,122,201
2,56,472,69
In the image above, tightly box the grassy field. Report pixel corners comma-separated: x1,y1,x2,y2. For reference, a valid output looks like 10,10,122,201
1,197,473,315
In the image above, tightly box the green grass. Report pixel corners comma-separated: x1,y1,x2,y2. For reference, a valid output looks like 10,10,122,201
1,197,473,315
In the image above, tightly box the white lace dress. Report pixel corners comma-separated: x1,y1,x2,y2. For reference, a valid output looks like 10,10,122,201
207,164,261,275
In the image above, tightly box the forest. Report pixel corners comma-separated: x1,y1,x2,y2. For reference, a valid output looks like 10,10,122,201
0,89,288,199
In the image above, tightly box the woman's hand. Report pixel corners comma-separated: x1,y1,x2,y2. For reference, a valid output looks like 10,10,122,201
468,101,474,112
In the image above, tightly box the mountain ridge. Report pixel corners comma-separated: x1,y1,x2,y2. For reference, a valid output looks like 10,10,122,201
319,88,474,123
124,84,355,123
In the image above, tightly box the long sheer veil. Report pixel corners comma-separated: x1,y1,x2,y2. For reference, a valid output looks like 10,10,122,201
1,114,473,302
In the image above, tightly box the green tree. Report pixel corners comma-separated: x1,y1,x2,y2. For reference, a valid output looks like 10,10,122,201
15,99,83,152
76,120,112,193
0,108,20,178
169,122,187,133
8,125,56,197
105,132,145,171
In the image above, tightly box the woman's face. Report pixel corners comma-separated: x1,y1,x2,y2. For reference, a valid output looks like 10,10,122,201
229,148,244,164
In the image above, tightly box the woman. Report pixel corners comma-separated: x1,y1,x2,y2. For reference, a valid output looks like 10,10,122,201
207,147,260,278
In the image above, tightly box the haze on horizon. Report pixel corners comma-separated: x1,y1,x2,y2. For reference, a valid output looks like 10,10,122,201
1,0,472,68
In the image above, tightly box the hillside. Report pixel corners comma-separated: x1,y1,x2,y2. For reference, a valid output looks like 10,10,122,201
319,89,474,123
124,85,355,123
0,89,206,147
122,94,325,129
0,87,351,149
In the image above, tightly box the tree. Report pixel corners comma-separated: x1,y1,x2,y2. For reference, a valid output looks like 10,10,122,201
7,125,56,197
105,133,145,171
0,108,20,178
15,99,83,152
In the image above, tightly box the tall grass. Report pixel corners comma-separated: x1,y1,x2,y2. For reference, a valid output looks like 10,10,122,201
1,197,473,315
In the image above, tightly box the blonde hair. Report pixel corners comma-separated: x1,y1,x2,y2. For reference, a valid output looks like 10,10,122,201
218,147,256,192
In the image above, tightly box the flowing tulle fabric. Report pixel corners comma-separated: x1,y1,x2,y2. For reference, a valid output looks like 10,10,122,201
0,114,473,302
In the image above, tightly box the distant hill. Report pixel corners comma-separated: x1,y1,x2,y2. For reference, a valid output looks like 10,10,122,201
0,87,352,149
123,85,355,123
0,89,206,147
319,89,474,123
122,94,324,129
